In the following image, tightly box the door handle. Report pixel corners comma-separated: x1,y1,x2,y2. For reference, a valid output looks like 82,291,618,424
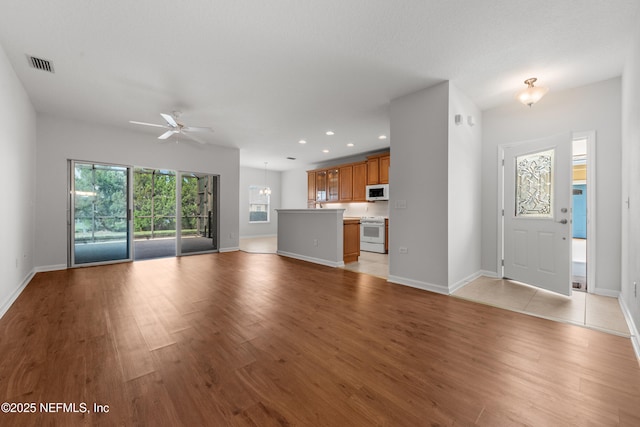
557,219,568,224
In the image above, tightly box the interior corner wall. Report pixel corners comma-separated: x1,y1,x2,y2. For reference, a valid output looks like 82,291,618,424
35,113,240,269
239,166,280,237
482,78,622,294
280,168,311,209
621,22,640,335
448,83,483,288
0,42,37,315
388,82,449,291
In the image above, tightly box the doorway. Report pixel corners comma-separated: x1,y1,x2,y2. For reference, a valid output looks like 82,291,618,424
70,161,219,265
501,134,572,296
69,161,132,266
571,132,595,292
178,172,218,255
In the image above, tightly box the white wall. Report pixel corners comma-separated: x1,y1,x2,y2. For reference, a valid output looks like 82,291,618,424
35,114,240,268
239,166,280,237
388,82,450,293
0,42,37,316
448,83,483,288
281,168,309,209
276,209,344,267
482,78,622,295
621,23,640,340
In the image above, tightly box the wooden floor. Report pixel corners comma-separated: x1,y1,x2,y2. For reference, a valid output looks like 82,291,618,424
1,252,639,426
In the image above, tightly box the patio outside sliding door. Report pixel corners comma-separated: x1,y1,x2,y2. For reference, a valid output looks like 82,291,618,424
70,161,132,266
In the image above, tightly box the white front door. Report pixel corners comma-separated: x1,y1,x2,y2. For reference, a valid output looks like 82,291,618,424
503,134,572,296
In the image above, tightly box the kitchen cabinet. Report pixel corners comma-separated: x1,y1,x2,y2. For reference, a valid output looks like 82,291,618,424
315,170,327,202
367,157,379,185
343,218,360,263
352,162,367,201
339,165,353,201
380,155,390,184
327,168,339,202
367,152,390,185
385,218,389,253
307,171,316,202
306,154,387,204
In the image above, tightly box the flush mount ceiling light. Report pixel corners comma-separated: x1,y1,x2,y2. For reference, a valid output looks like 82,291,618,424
516,77,549,107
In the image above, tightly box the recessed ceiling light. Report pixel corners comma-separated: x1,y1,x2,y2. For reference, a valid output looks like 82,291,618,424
298,139,307,144
347,143,354,147
378,135,387,140
326,131,335,136
322,149,329,153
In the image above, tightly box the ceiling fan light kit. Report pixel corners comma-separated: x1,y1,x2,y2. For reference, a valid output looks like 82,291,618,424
129,111,213,144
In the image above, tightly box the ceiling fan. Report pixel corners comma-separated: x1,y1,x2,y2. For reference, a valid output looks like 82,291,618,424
129,111,213,144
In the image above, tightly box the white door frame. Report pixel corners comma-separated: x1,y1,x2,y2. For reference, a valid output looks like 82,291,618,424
497,131,597,291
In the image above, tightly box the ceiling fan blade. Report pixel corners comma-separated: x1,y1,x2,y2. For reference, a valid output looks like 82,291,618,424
182,126,213,133
160,113,178,128
158,130,176,140
129,120,168,129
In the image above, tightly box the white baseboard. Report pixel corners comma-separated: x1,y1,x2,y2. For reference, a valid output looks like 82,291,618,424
276,251,344,268
618,296,640,360
449,270,483,294
0,269,35,319
479,270,500,278
219,247,240,253
387,275,449,295
34,264,67,273
592,288,620,298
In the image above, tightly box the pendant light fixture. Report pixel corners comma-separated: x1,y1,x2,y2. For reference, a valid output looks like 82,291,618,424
259,162,271,196
516,77,549,107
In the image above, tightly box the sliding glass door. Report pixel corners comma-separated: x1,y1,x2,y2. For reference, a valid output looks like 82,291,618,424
70,161,132,266
179,172,218,255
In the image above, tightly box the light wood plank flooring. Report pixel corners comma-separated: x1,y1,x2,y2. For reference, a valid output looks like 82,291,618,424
1,252,639,426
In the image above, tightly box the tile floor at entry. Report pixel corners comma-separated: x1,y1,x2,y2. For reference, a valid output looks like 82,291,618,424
239,237,630,337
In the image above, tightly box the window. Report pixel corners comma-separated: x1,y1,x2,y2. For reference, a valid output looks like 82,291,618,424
249,185,270,223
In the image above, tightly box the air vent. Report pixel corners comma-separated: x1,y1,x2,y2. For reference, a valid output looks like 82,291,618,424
27,55,54,73
286,157,296,160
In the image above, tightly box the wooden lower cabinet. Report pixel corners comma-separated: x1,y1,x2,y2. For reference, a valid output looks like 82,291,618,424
343,218,360,263
385,218,389,253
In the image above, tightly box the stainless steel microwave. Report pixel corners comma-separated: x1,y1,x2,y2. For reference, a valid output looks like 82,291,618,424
366,184,389,201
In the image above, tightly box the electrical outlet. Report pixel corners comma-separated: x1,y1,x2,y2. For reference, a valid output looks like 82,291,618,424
313,239,318,246
399,247,408,254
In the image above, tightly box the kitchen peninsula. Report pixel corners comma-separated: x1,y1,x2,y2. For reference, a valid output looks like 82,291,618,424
276,209,360,267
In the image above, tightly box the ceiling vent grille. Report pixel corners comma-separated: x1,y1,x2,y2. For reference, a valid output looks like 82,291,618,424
27,55,54,73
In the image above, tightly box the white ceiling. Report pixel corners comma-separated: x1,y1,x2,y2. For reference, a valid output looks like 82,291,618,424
1,1,638,170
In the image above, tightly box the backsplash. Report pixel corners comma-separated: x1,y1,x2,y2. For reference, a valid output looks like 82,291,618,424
328,201,389,218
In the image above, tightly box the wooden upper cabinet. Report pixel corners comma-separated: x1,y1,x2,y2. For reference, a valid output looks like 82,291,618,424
367,152,390,185
339,165,353,201
352,162,367,201
380,155,390,184
327,169,339,202
307,171,316,201
316,170,327,201
367,157,380,185
306,154,386,204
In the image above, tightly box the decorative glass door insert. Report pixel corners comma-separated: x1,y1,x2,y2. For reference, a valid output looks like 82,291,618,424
515,149,554,218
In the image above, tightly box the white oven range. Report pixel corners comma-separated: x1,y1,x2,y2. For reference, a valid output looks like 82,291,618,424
360,216,386,253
